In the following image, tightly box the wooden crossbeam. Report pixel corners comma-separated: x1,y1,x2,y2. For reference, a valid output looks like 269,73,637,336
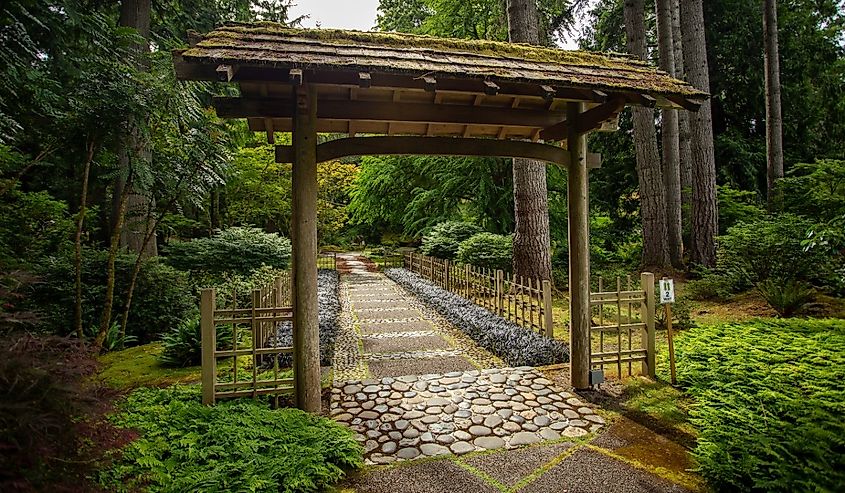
540,97,627,141
214,97,568,128
275,137,602,168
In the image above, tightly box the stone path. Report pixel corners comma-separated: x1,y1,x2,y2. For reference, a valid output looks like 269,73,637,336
330,254,604,465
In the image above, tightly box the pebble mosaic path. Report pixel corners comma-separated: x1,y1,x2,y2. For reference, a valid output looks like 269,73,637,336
330,254,605,465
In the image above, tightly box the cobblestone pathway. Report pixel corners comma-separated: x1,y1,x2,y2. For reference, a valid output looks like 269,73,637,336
330,254,604,465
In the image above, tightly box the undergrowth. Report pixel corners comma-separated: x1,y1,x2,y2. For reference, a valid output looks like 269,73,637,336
669,319,845,492
99,386,362,492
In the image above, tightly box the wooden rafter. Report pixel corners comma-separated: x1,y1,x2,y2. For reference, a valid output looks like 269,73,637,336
214,97,568,129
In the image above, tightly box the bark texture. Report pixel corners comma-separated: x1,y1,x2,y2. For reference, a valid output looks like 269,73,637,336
763,0,784,205
656,0,684,268
672,0,693,220
624,0,671,270
117,0,157,258
681,0,718,267
507,0,551,281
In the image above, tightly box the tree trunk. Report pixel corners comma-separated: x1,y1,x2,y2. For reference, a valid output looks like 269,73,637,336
116,0,157,259
656,0,684,268
672,0,693,226
624,0,671,270
507,0,551,281
681,0,718,268
763,0,784,206
74,140,96,339
96,176,132,349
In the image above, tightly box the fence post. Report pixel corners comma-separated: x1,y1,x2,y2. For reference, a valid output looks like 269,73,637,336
641,272,656,378
542,279,554,338
444,259,451,291
201,288,216,405
464,264,471,298
495,270,504,315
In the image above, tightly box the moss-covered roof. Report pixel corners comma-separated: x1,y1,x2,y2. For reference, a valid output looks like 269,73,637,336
178,22,706,101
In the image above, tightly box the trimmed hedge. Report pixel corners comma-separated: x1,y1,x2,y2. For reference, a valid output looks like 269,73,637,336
457,232,513,271
419,221,482,259
164,227,291,275
266,269,340,367
385,268,568,366
668,319,845,492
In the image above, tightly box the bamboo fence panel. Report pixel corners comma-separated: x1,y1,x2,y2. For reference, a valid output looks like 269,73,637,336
588,272,655,378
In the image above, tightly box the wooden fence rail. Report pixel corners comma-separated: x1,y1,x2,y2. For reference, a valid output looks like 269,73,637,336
402,252,554,337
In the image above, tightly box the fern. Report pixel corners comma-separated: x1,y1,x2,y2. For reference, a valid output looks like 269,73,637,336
99,386,363,492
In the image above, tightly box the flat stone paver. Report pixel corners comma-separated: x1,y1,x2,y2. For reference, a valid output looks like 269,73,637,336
359,320,438,334
367,356,476,378
518,448,691,493
356,308,424,320
344,459,499,493
462,442,575,487
363,335,451,353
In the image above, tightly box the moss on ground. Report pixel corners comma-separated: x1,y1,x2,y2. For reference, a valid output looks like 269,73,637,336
98,343,202,390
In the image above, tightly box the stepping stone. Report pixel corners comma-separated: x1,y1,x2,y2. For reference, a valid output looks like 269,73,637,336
510,432,542,446
473,436,505,450
450,441,475,455
357,309,421,320
420,443,451,456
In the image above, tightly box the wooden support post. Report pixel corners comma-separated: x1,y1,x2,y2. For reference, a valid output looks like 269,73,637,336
542,280,554,338
292,84,321,413
641,272,656,378
200,288,216,405
567,102,591,389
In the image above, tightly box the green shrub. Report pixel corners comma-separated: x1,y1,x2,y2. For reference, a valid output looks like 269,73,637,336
668,319,845,491
684,270,735,301
457,232,512,270
655,296,696,331
159,317,233,367
419,221,482,259
756,279,815,317
165,227,291,275
30,251,194,343
0,188,74,267
99,386,363,492
718,185,764,234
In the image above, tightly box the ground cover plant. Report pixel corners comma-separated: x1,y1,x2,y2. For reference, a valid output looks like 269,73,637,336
99,386,362,493
385,268,568,366
267,269,340,366
669,318,845,492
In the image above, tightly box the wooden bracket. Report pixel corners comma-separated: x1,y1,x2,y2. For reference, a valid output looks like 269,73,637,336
540,97,627,141
215,64,236,82
289,68,303,85
358,72,371,88
540,85,556,102
484,80,500,96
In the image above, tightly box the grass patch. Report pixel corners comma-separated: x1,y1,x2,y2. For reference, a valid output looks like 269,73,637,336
621,378,695,437
98,386,363,492
670,318,845,492
98,342,202,390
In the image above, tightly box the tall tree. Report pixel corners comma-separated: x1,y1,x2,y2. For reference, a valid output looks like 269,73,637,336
671,0,693,219
656,0,683,267
763,0,784,205
116,0,157,259
681,0,718,267
506,0,553,281
624,0,671,269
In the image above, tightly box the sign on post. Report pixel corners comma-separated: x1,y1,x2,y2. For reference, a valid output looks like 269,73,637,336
660,277,677,385
659,278,675,304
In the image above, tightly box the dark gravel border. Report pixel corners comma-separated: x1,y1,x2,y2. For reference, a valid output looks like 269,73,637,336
265,269,340,367
384,268,569,366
